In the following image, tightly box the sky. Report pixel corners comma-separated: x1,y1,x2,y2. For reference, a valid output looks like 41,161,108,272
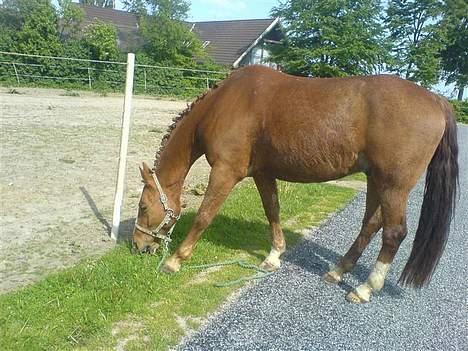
114,0,280,21
187,0,279,21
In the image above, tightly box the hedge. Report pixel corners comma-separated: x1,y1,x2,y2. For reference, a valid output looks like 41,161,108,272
450,100,468,124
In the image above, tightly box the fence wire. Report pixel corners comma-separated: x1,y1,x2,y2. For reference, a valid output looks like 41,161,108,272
0,51,229,96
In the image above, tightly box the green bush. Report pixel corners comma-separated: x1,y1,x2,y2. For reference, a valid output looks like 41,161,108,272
450,100,468,124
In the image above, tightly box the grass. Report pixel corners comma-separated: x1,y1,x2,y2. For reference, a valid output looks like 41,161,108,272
342,172,367,182
0,181,356,351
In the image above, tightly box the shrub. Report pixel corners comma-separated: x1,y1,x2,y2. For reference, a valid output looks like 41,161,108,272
450,100,468,124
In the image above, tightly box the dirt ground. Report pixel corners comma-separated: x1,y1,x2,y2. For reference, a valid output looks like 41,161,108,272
0,87,211,293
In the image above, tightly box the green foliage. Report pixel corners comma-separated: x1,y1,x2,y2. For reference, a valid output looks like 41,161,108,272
147,0,190,19
133,1,204,65
0,0,219,97
0,182,356,350
78,0,116,7
57,0,85,40
439,0,467,100
83,21,120,61
139,15,204,65
385,0,444,87
271,0,389,77
450,100,468,124
123,0,190,19
15,2,60,55
133,52,227,97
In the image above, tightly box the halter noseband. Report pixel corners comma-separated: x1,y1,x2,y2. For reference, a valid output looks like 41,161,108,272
134,172,180,245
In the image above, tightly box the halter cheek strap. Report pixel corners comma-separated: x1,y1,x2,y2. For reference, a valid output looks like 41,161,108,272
135,172,180,245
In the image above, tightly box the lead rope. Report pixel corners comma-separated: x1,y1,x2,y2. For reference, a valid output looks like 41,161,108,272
155,243,273,287
184,260,275,288
155,224,175,271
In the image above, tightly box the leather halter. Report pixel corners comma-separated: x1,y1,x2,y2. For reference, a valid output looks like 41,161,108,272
134,172,180,244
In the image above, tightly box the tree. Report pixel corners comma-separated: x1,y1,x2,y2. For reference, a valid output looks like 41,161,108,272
123,0,189,19
83,21,120,60
78,0,115,8
57,0,85,40
15,0,61,56
0,0,44,50
124,0,203,65
439,0,467,100
385,0,444,87
270,0,389,77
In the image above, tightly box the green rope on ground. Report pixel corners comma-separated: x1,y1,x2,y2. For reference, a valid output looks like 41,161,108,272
155,245,274,286
185,259,275,288
156,246,170,272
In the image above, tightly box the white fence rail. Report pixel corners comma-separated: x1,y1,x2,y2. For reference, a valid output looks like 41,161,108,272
0,51,228,95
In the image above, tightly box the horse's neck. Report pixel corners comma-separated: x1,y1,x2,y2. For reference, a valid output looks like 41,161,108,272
156,118,199,209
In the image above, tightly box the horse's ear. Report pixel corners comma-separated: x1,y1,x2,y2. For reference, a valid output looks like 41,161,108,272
139,162,153,184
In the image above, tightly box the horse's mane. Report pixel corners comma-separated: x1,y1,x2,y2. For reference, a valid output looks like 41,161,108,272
153,84,220,170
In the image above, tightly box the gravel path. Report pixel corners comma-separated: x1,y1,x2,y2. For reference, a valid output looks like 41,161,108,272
179,125,468,351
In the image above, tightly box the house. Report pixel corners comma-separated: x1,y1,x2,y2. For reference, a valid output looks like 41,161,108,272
192,18,282,68
78,4,283,68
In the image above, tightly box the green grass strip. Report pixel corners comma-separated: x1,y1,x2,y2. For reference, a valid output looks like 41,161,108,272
342,172,367,182
0,182,356,351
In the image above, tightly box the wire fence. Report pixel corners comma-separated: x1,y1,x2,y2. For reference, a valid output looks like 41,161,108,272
0,51,229,97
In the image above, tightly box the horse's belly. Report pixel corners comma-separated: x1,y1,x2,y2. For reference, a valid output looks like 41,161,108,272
257,141,362,183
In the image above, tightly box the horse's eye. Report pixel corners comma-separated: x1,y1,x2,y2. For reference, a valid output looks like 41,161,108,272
139,203,148,212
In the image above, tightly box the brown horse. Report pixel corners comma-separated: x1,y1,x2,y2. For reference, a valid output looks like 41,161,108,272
133,65,458,303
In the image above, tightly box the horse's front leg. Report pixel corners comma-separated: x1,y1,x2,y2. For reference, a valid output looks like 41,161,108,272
161,164,241,273
254,175,285,271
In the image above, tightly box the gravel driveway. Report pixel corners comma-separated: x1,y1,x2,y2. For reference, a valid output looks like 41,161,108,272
179,125,468,351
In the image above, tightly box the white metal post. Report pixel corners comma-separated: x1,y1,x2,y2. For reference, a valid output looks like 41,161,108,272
12,63,20,84
88,67,92,89
111,53,135,240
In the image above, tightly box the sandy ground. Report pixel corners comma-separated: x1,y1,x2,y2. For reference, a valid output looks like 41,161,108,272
0,87,211,293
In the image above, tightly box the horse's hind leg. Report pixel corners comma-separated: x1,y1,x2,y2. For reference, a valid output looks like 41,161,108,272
254,175,285,271
346,188,409,303
323,178,382,283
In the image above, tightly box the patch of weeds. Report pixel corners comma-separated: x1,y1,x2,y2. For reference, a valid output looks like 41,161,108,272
7,88,22,95
190,183,207,196
61,90,80,97
148,128,163,133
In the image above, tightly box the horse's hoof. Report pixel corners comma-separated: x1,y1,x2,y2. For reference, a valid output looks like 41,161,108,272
346,290,369,304
260,259,280,271
160,258,181,274
322,271,342,284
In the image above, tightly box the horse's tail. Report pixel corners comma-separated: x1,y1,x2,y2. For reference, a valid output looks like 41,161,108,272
399,100,459,288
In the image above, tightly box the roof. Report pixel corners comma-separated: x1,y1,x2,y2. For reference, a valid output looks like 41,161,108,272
77,5,281,66
192,18,279,66
80,4,138,29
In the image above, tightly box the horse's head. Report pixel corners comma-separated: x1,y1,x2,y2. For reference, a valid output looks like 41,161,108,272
132,162,179,254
